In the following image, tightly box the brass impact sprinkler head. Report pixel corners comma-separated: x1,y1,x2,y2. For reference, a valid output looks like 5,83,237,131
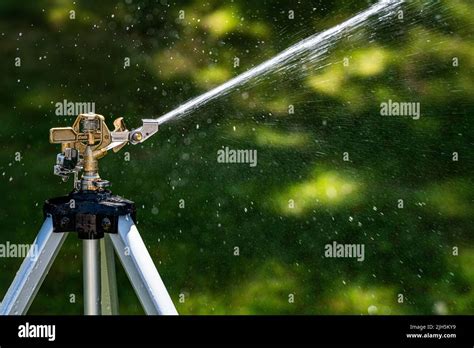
49,113,130,191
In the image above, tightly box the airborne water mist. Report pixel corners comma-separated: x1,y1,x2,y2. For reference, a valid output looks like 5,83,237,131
154,0,403,126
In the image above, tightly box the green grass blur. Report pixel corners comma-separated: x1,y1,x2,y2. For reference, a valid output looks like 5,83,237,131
0,0,472,314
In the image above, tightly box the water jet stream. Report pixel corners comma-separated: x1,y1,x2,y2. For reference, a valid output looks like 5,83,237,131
154,0,403,126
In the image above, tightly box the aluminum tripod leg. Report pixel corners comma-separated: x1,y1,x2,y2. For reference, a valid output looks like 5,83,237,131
0,216,68,315
109,215,178,315
101,235,119,314
83,239,100,315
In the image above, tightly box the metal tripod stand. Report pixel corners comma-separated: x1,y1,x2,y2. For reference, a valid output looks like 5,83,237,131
0,113,177,315
0,190,177,316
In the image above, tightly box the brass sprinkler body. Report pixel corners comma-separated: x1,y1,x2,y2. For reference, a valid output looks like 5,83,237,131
49,113,128,191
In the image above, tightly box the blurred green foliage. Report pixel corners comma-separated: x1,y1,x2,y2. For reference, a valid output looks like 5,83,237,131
0,0,473,314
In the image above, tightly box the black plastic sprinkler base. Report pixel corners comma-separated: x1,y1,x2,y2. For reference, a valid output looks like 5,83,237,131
43,189,136,240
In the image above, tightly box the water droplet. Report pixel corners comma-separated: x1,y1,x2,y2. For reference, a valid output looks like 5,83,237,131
368,305,378,315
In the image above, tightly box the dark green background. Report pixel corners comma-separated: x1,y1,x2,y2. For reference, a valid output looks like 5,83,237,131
0,0,472,314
